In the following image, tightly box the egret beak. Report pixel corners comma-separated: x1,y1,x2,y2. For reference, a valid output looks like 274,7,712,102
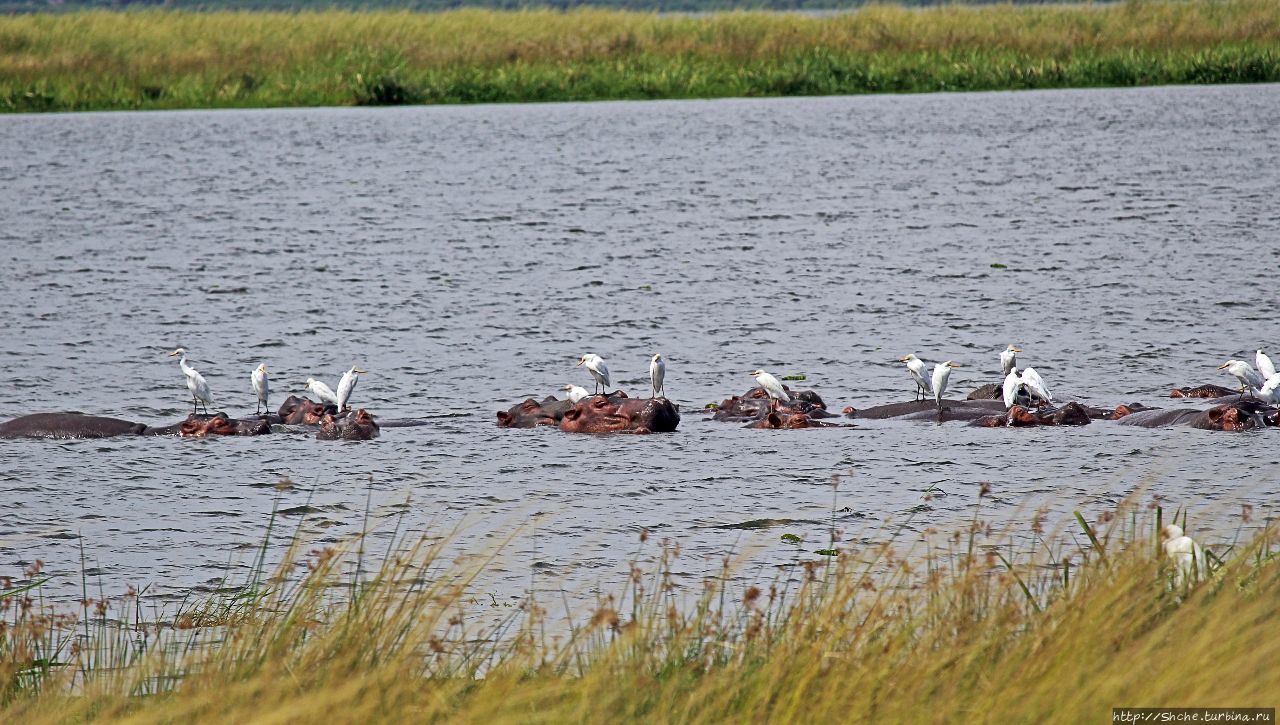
1012,347,1023,353
575,359,584,367
167,349,181,357
262,365,268,371
949,362,962,367
898,355,910,362
1218,362,1231,370
354,368,368,374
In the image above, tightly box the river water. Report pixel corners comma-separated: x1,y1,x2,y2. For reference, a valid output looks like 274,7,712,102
2,84,1278,608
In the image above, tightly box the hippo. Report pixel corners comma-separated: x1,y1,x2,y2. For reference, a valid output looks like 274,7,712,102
496,395,579,428
317,409,380,441
843,399,1007,423
710,386,832,423
277,395,334,425
559,393,679,434
966,384,1005,401
0,411,277,439
971,402,1093,427
142,413,271,437
745,407,852,429
1118,400,1275,431
0,413,148,439
1169,384,1239,399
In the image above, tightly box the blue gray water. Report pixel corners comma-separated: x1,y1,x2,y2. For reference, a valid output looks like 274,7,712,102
2,84,1278,606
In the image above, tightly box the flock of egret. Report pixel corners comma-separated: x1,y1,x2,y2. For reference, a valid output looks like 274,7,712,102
169,343,1280,420
1218,350,1280,402
573,353,666,400
167,348,366,416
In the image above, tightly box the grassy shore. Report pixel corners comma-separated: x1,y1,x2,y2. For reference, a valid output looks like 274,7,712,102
3,501,1279,721
1,1,1279,112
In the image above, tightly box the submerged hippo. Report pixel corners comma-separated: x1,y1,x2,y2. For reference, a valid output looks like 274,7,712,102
745,406,852,430
1169,384,1239,399
497,395,578,428
559,393,679,434
277,395,335,425
971,402,1093,427
1119,399,1276,431
317,409,380,441
0,413,148,439
710,386,832,423
0,412,269,439
844,399,1007,423
168,413,270,437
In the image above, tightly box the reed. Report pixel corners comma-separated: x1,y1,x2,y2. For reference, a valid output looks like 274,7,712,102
2,0,1278,112
2,498,1277,722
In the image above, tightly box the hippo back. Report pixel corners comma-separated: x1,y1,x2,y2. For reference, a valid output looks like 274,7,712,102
0,413,147,439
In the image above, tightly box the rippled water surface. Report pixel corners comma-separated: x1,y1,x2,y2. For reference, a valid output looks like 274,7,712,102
3,85,1279,604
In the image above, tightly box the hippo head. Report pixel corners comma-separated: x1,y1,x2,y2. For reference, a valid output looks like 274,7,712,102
1049,402,1092,426
179,413,238,437
235,418,272,436
1207,403,1266,432
1006,405,1039,427
278,395,331,425
497,398,557,428
318,409,380,441
560,395,678,434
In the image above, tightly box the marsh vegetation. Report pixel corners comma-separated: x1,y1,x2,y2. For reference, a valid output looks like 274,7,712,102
3,496,1277,721
2,0,1278,112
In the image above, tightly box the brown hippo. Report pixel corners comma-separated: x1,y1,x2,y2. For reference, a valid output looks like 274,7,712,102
971,402,1093,428
0,413,148,439
1119,400,1275,431
559,394,679,434
496,395,579,428
745,407,852,430
710,386,832,423
278,395,334,425
317,409,380,441
136,413,271,437
1170,384,1239,399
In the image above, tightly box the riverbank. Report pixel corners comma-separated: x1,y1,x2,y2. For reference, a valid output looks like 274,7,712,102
2,1,1278,112
3,504,1277,721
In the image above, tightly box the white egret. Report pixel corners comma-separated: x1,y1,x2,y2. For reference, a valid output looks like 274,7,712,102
562,384,589,404
1020,367,1054,404
575,354,611,395
749,370,790,402
251,363,269,415
931,361,960,412
168,348,214,415
336,366,367,412
1256,350,1277,380
1258,373,1280,404
1002,368,1022,410
1161,524,1207,587
1000,345,1022,377
1218,360,1264,396
305,378,339,406
649,354,666,399
899,354,932,402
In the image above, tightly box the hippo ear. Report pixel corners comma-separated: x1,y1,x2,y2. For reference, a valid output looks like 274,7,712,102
496,411,513,427
767,412,782,428
563,407,581,422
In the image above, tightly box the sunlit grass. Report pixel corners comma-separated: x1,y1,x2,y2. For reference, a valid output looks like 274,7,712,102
3,495,1278,721
1,0,1278,111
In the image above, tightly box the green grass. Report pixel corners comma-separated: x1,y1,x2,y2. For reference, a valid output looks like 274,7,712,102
2,498,1279,722
1,1,1279,112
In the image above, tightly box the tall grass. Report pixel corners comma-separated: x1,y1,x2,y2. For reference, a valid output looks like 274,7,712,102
3,498,1278,721
1,0,1279,112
